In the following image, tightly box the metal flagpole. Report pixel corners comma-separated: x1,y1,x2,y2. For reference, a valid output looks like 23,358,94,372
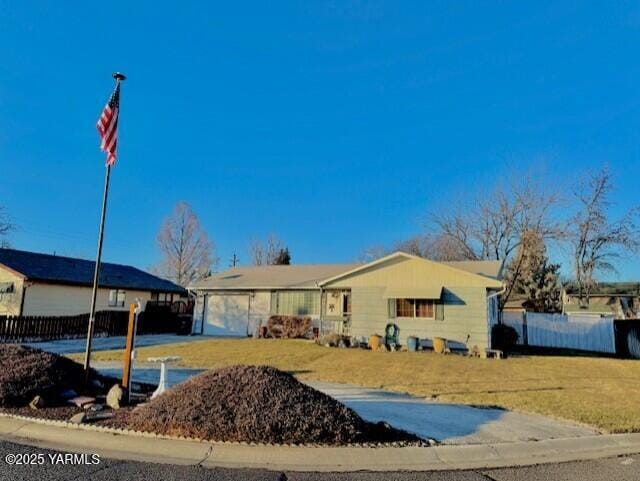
83,163,111,377
84,73,125,381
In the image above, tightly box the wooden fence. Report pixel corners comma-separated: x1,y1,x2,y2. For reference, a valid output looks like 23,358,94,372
0,311,129,343
502,311,617,354
0,304,193,343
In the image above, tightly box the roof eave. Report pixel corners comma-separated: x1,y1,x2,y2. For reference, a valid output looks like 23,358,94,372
0,262,27,280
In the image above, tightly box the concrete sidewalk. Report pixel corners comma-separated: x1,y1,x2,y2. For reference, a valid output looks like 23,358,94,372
94,362,598,445
0,415,638,472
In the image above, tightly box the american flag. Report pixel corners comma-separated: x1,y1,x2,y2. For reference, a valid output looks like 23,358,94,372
96,82,121,166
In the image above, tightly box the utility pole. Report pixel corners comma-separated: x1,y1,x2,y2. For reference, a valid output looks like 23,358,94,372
230,253,239,267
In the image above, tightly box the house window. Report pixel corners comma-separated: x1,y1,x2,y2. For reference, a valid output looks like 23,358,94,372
0,282,14,301
396,299,435,319
343,292,351,315
416,299,434,318
272,291,320,315
151,292,174,303
108,289,126,307
396,299,415,317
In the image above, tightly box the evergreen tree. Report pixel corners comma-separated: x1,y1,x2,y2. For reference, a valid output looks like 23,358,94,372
273,248,291,265
504,231,561,312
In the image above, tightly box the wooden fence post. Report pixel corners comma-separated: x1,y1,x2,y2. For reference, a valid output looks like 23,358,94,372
122,303,137,397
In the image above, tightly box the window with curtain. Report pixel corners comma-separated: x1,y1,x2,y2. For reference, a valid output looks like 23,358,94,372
272,291,320,315
396,299,435,318
416,299,434,318
396,298,415,317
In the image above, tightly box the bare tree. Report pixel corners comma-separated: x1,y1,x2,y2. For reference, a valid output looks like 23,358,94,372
357,244,387,263
153,201,216,287
249,234,290,265
395,234,472,261
432,177,563,264
430,175,564,308
0,206,14,248
571,167,640,307
358,234,470,263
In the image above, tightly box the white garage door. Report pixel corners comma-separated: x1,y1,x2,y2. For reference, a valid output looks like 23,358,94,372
203,294,249,336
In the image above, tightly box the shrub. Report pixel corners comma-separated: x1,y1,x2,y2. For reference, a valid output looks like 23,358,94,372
266,315,312,338
491,324,519,351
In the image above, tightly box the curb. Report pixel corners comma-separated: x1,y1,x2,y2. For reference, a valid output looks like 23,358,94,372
1,415,639,472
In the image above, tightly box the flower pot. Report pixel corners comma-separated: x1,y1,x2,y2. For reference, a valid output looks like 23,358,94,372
368,334,383,351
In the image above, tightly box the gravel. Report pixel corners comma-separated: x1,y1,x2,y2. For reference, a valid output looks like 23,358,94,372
127,365,423,445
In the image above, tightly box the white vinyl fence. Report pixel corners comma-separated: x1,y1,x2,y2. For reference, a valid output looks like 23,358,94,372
501,311,616,354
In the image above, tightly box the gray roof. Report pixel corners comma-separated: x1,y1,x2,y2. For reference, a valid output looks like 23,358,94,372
191,264,361,290
441,260,503,280
191,255,503,290
0,248,185,294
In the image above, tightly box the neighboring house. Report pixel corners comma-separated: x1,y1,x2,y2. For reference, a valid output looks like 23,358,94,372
189,252,503,351
561,282,640,319
0,248,186,317
502,296,531,313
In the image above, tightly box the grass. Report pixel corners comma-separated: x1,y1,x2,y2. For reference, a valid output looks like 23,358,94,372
72,338,640,433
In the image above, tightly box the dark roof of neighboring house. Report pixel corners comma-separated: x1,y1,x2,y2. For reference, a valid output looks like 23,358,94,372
563,281,640,297
0,248,185,294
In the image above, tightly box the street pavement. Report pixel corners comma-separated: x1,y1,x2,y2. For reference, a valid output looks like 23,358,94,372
0,439,638,480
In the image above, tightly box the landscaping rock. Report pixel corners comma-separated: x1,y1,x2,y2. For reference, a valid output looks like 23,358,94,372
28,395,45,410
68,396,96,408
128,365,421,445
0,345,103,408
85,411,114,422
106,384,124,410
69,412,86,424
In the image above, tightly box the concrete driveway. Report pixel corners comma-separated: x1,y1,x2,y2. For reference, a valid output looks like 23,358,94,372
27,334,207,355
94,362,598,445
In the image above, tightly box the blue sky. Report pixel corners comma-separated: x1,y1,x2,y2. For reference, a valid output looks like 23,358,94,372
1,1,639,279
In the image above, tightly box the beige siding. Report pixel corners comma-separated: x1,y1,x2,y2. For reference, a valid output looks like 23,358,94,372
324,257,497,350
350,286,388,337
0,267,23,316
22,283,153,316
326,256,501,290
249,290,271,329
349,286,490,350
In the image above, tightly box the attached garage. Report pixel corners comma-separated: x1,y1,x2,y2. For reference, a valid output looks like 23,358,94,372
189,264,358,336
203,293,251,336
195,290,273,337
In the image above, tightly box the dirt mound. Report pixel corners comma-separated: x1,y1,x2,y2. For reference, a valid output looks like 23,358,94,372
0,344,101,407
128,365,421,445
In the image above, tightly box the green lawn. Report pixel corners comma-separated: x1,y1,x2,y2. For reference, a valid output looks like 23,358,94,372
73,338,640,433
